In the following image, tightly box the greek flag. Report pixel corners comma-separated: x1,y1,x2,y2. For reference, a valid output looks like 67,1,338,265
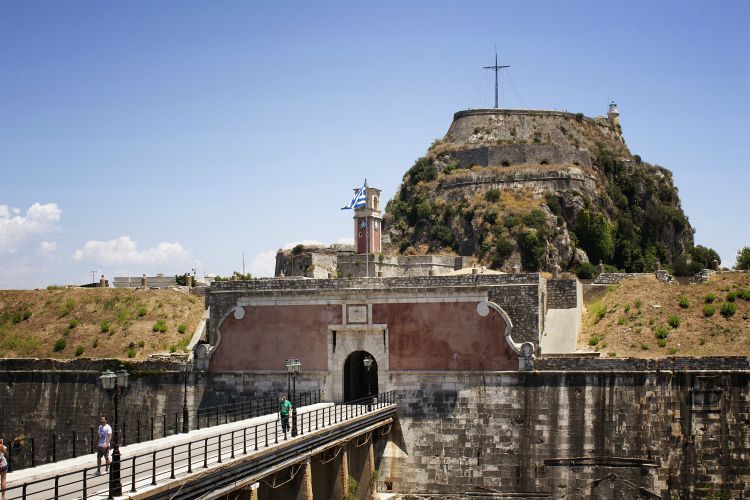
342,183,367,210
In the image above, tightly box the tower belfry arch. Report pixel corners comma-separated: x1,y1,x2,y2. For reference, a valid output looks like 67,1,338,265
484,50,510,109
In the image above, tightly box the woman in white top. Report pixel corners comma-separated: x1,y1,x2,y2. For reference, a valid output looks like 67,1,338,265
0,437,8,500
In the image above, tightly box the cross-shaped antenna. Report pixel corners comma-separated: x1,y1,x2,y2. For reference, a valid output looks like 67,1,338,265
484,50,510,109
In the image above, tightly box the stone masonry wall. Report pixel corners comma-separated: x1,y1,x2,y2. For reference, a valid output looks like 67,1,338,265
381,362,750,499
546,279,578,309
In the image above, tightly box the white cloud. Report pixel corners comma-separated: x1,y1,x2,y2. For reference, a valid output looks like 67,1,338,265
73,236,189,266
248,250,277,277
39,241,57,254
0,202,61,253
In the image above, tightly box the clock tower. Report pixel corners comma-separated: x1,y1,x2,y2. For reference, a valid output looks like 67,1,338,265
353,186,382,254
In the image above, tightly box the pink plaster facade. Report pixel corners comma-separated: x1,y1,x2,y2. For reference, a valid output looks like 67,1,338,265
211,300,516,372
210,305,341,372
373,302,516,371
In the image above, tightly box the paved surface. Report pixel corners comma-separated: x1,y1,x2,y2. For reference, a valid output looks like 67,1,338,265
5,402,351,499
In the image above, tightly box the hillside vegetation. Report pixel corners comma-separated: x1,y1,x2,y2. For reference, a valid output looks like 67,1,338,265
0,288,205,359
579,273,750,358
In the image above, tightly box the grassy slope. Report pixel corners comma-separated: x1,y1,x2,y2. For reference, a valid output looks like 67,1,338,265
0,288,205,360
579,273,750,358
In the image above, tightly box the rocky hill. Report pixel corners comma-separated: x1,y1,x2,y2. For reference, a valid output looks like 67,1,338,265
384,108,695,274
0,288,205,359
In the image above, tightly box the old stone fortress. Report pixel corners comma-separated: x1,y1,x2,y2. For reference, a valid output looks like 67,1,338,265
189,104,749,498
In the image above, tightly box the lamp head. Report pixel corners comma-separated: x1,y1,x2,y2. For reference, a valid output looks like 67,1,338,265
100,369,116,390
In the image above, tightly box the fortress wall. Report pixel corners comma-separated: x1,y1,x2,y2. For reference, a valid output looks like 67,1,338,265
207,274,543,351
382,362,750,498
445,109,629,158
546,279,579,310
449,144,590,169
439,169,597,200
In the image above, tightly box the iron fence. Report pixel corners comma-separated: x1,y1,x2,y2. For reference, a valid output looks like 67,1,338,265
3,391,395,500
3,390,321,472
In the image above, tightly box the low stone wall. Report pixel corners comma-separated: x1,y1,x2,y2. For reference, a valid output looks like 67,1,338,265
546,279,578,309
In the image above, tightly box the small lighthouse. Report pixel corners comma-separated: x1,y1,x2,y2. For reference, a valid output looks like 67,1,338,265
607,101,620,127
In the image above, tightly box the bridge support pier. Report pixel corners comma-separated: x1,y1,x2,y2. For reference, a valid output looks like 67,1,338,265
296,459,313,500
339,448,350,498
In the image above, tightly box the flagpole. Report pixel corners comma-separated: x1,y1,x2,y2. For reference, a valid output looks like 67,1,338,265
364,179,369,278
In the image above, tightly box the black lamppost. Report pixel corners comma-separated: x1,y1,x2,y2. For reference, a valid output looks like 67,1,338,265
100,367,129,499
180,360,193,433
284,358,301,437
363,356,373,411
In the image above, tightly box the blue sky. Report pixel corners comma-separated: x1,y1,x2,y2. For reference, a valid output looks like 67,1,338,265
1,0,748,288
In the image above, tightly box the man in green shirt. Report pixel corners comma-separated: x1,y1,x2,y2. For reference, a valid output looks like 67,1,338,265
279,395,293,433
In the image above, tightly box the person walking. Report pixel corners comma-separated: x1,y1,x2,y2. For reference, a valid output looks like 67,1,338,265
0,437,8,500
279,395,292,434
96,415,112,475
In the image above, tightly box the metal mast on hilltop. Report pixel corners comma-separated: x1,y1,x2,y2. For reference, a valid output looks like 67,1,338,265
484,50,509,109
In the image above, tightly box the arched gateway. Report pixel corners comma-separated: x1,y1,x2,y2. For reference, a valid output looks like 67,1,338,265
343,350,378,401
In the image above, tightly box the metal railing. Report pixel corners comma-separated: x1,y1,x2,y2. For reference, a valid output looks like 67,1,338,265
3,391,396,500
3,390,321,472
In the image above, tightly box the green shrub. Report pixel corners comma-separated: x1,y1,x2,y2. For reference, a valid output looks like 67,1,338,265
607,352,617,357
100,320,110,333
68,319,79,330
667,315,680,328
704,293,716,304
138,307,147,317
406,156,437,184
53,338,67,352
703,304,715,317
74,346,84,357
667,348,678,356
138,340,145,348
291,244,305,255
518,231,545,272
430,223,454,247
152,319,168,333
624,304,631,313
177,324,187,334
92,339,98,348
576,262,596,279
593,303,607,323
617,317,626,326
485,188,501,202
443,162,457,175
588,335,603,346
727,291,737,302
720,302,737,318
575,113,584,122
640,343,649,350
657,339,667,348
738,288,750,301
655,326,669,339
127,348,136,358
634,299,642,309
59,298,76,317
678,296,689,309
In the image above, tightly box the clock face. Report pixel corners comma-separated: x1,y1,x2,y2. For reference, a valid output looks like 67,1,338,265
373,221,380,230
359,219,367,229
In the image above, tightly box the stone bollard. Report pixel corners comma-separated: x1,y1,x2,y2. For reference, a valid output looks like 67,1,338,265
598,260,604,274
711,259,719,271
185,275,192,288
99,274,106,287
141,274,147,287
552,264,561,279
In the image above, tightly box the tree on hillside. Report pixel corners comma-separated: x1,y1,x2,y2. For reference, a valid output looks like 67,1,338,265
736,247,750,270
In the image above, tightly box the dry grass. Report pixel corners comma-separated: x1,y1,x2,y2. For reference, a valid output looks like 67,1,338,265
579,273,750,358
0,288,204,359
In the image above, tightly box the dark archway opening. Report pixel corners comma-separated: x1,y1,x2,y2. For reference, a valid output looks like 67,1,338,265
343,351,378,402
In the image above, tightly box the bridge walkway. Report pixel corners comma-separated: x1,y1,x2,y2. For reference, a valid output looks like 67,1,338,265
4,393,396,499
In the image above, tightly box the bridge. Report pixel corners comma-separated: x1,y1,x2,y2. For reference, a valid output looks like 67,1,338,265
4,392,397,500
